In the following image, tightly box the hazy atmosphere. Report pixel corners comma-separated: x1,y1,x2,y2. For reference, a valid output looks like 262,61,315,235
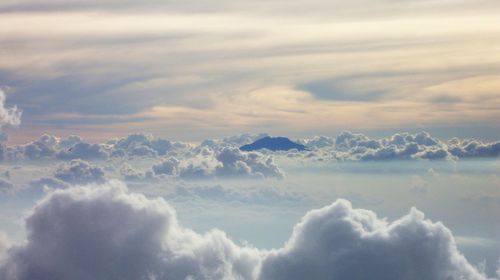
0,1,499,279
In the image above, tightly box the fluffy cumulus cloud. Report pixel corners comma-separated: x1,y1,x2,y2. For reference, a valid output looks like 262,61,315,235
1,134,109,162
119,163,153,181
215,147,284,179
0,182,261,280
152,157,180,176
174,147,284,180
109,133,190,158
53,159,106,185
260,199,488,280
0,182,494,280
300,131,500,161
1,132,499,165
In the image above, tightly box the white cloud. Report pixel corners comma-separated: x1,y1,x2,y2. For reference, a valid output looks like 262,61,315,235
300,131,500,161
0,181,261,280
260,200,490,280
0,90,21,130
0,182,495,280
215,147,284,179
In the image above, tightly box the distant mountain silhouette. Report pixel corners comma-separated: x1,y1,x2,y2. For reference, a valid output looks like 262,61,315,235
240,136,306,152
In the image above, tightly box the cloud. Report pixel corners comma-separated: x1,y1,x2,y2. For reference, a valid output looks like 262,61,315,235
300,131,500,161
3,6,500,139
0,90,21,130
109,133,189,158
3,134,109,161
53,159,106,185
215,147,284,179
57,142,109,160
260,199,489,280
0,182,494,280
152,157,180,176
22,134,59,160
1,133,191,162
0,181,261,280
176,147,284,180
119,163,153,181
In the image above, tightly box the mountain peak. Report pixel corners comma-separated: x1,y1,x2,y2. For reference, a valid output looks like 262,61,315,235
240,136,306,152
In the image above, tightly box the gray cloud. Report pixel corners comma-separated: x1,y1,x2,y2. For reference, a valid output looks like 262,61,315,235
54,159,106,185
152,157,180,176
0,182,493,279
57,142,109,160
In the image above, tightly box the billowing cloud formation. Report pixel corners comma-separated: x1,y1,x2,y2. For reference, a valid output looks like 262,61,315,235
0,182,494,280
1,132,499,164
2,133,193,162
177,147,284,180
152,157,180,176
54,159,106,185
260,200,487,280
300,131,500,161
109,133,190,158
0,182,261,280
215,147,284,179
119,163,153,181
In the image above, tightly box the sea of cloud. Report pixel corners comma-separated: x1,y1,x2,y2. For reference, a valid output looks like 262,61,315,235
0,181,497,280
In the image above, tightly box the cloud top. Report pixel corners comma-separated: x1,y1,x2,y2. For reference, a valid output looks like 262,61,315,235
0,182,494,280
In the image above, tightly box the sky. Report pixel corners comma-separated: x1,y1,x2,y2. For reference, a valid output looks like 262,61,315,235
1,0,500,142
0,1,500,280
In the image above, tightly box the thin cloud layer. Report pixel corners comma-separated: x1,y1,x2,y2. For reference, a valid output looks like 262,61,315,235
2,1,500,139
0,182,495,280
